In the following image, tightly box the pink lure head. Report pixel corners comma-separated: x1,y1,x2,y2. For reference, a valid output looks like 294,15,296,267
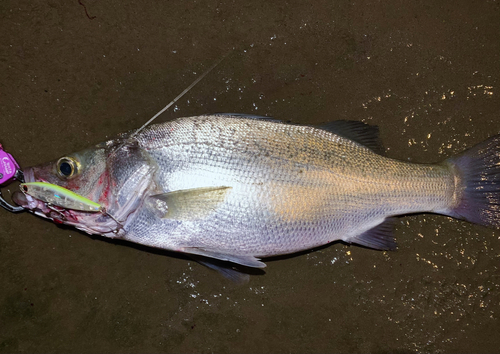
0,144,20,185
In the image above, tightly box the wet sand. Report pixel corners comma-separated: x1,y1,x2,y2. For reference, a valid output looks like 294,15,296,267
0,0,499,352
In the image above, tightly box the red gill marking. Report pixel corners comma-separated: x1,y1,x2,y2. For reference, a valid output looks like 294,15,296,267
66,179,82,191
97,171,112,205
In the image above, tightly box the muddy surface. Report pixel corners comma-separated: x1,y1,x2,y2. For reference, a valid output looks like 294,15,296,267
1,0,499,353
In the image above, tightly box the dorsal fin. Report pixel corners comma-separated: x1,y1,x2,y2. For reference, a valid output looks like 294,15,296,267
318,120,384,154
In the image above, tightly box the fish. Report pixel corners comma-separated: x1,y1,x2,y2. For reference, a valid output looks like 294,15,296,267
13,114,500,280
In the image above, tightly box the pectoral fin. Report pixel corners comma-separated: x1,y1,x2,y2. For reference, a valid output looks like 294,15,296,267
191,256,251,283
150,186,232,220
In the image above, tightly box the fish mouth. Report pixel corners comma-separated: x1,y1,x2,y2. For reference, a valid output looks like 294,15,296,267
13,190,68,220
11,167,35,210
13,167,54,212
12,190,28,207
12,180,80,224
15,167,123,236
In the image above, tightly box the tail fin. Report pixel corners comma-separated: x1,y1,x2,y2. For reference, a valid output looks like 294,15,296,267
445,135,500,228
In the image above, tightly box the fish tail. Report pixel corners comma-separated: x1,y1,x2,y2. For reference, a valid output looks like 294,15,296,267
445,134,500,228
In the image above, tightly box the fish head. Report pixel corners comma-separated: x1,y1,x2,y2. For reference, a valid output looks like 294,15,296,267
15,139,157,238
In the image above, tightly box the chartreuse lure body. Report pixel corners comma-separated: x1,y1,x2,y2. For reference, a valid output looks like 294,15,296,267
20,182,102,212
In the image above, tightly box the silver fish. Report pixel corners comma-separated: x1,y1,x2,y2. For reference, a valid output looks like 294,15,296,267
14,114,500,279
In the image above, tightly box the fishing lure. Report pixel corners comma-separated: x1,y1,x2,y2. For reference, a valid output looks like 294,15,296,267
20,182,102,212
20,182,123,232
0,144,24,212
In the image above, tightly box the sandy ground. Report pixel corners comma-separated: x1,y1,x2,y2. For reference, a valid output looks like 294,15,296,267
0,0,499,353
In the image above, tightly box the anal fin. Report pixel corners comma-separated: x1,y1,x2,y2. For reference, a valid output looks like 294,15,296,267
350,218,397,250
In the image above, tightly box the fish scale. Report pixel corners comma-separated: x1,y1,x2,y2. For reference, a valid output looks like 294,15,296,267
125,115,454,254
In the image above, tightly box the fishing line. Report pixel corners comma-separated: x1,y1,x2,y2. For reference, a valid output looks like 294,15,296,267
106,52,230,225
131,54,229,139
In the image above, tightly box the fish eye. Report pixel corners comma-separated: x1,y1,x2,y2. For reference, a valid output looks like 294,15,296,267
56,157,79,178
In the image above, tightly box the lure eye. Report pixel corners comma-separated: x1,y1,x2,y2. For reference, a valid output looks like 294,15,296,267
56,157,79,178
